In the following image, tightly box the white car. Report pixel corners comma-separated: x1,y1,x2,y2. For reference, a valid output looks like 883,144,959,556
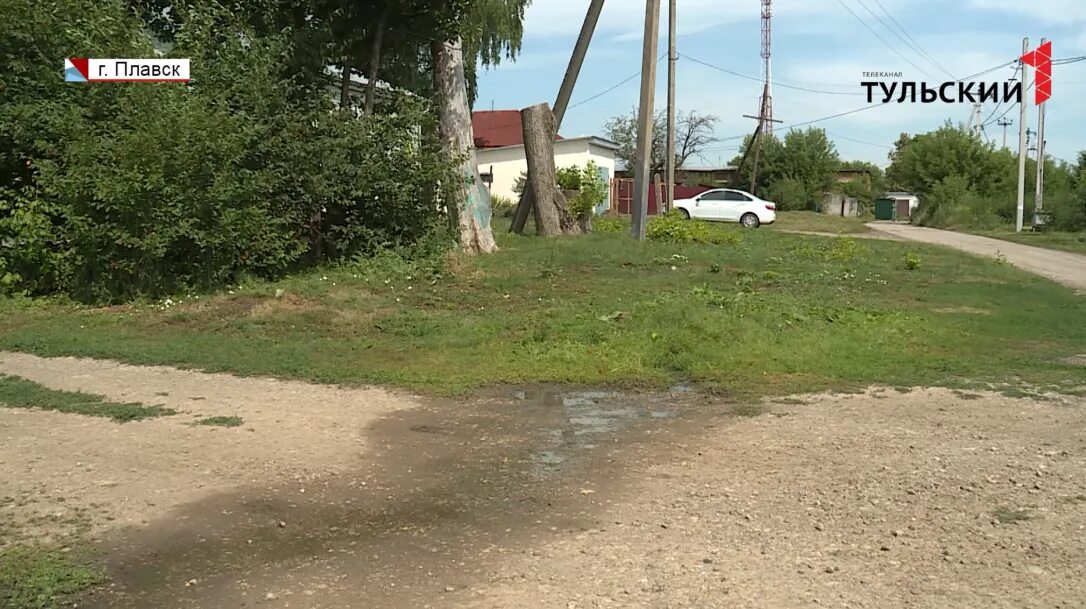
673,188,777,228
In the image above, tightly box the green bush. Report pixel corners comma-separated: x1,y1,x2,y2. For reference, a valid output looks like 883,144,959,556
1,1,452,302
765,177,811,211
490,194,517,218
556,166,584,191
593,215,629,233
904,252,921,271
647,212,742,245
557,161,608,221
913,175,1004,229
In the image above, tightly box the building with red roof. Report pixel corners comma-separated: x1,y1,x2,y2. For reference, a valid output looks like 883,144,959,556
472,110,619,212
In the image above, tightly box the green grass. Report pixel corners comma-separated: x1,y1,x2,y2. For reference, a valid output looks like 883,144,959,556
0,375,175,422
974,228,1086,255
768,211,872,234
993,507,1033,524
0,544,104,609
195,415,244,427
0,226,1084,398
730,403,767,417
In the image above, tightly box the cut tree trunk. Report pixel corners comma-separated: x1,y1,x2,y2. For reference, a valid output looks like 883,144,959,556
433,39,498,254
364,6,390,115
510,190,534,234
340,58,352,110
521,103,579,236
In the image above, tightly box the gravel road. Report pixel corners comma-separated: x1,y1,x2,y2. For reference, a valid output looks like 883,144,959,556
870,223,1086,292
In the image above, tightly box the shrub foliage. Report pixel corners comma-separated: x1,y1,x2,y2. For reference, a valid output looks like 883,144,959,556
1,0,453,302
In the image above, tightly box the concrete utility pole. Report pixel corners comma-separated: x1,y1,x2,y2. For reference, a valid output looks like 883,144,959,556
510,0,605,234
1016,37,1030,234
1035,38,1048,218
997,117,1012,149
665,0,677,215
632,0,663,241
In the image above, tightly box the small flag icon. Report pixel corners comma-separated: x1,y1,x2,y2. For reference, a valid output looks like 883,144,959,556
65,58,89,82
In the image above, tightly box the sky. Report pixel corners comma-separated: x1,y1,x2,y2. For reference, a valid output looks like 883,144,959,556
474,0,1086,168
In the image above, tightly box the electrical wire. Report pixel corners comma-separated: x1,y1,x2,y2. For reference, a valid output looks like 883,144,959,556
956,59,1018,82
834,0,934,78
861,0,957,80
714,102,893,144
566,54,667,111
680,53,865,96
981,80,1034,128
976,62,1020,128
824,130,893,149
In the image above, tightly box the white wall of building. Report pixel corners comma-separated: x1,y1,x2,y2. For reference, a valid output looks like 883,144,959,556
477,138,617,208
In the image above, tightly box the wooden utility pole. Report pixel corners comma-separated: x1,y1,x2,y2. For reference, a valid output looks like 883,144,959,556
742,107,781,194
434,39,498,253
632,0,663,241
665,0,678,214
1016,37,1030,234
1034,38,1048,220
511,0,606,234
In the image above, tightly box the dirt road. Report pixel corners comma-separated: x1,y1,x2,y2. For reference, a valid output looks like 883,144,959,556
3,354,1085,609
870,223,1086,292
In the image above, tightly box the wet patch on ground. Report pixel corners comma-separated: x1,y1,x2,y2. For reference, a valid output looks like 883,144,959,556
79,385,718,608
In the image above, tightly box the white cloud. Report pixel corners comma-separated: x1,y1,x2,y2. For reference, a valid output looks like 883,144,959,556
522,0,918,40
967,0,1086,23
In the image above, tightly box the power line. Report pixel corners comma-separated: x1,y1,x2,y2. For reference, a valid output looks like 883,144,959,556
716,102,892,143
681,53,865,96
834,0,933,78
568,71,642,110
976,62,1020,129
862,0,957,80
957,59,1018,81
825,130,893,149
567,54,666,111
982,79,1034,128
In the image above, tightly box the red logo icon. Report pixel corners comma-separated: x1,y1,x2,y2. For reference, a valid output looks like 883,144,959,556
1020,40,1052,105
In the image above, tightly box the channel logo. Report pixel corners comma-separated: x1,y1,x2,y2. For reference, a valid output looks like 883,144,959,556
1020,40,1052,105
64,58,190,83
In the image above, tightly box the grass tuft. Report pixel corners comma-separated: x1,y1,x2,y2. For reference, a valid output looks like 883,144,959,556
0,375,174,423
0,544,104,609
993,507,1033,524
731,403,767,418
195,415,244,427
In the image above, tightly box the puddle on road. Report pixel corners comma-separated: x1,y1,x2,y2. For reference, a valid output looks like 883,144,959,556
86,383,708,609
509,386,686,477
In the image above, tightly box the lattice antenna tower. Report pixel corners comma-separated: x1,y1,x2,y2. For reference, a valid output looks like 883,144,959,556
759,0,774,134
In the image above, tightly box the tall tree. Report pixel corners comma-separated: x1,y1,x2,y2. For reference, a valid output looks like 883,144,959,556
605,109,718,173
730,128,838,210
427,0,529,253
886,122,1010,198
433,37,497,253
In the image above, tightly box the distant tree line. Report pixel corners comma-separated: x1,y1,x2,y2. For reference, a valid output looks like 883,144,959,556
886,124,1085,231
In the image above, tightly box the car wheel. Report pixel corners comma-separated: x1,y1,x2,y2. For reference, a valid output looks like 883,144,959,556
740,213,760,228
676,208,690,220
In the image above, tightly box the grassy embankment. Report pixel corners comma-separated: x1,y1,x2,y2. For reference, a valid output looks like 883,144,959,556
1,216,1083,399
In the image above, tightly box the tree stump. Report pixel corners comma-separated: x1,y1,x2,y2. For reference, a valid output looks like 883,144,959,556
521,103,579,236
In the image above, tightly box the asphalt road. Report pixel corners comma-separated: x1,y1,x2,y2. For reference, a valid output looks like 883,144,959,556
870,223,1086,293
